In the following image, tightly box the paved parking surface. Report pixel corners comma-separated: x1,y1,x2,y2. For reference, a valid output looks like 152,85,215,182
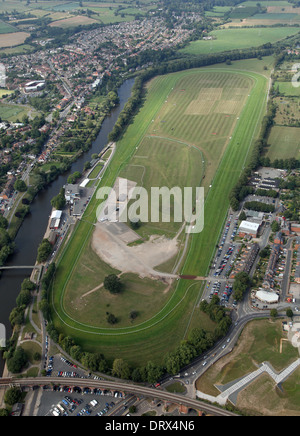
38,388,123,416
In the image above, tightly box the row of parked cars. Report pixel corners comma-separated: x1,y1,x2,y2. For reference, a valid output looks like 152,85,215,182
209,281,233,305
215,215,234,257
214,246,232,275
46,355,54,377
96,401,115,417
57,371,78,378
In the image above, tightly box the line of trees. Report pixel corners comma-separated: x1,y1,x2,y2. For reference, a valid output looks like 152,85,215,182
244,201,275,213
0,216,14,268
232,272,252,301
229,100,277,211
43,297,231,383
2,278,37,374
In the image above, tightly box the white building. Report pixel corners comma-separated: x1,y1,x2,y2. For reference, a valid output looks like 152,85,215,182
50,210,62,229
238,220,261,238
24,80,45,93
256,289,279,304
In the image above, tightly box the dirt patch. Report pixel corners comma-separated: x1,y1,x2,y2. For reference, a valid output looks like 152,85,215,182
91,221,179,281
0,32,30,48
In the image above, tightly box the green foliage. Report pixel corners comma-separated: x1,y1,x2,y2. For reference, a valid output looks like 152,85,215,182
107,313,118,324
0,409,9,416
104,274,123,294
6,347,28,374
37,239,52,263
9,306,25,327
67,171,81,184
51,188,66,210
233,272,252,301
4,387,23,406
16,289,31,307
271,220,280,233
244,201,275,213
14,179,27,192
112,358,131,379
0,215,8,229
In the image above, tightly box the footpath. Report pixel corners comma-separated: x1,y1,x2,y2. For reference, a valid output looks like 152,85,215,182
196,358,300,406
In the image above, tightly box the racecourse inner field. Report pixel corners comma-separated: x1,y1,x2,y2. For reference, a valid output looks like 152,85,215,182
50,67,269,365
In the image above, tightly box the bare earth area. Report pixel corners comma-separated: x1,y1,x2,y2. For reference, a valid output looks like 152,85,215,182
0,32,30,48
91,221,179,281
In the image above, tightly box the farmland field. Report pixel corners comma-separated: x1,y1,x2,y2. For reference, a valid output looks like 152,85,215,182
0,31,30,48
0,20,18,34
221,0,300,26
49,16,99,28
181,27,300,55
50,65,269,365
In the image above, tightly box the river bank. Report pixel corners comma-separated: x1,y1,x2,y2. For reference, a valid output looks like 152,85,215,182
0,78,135,376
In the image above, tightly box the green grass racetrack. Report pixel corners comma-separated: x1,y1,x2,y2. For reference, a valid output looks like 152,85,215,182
50,67,269,365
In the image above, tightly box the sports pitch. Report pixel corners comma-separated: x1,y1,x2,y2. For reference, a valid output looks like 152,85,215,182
50,66,269,365
266,125,300,161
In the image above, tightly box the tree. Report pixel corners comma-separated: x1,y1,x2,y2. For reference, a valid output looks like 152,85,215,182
239,211,246,221
84,161,91,171
70,345,83,362
112,358,131,379
37,239,52,263
9,306,25,327
14,179,27,192
107,313,118,324
39,300,51,320
0,215,8,229
130,219,141,230
21,278,36,292
270,308,278,319
233,272,251,301
104,274,123,294
0,409,9,416
4,387,22,406
51,188,66,210
271,220,280,233
67,171,81,184
16,289,31,307
145,361,163,384
6,347,28,374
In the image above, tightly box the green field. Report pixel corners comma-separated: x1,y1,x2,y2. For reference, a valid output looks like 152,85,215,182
50,64,269,366
0,20,18,34
266,125,300,160
0,89,14,97
275,81,300,97
181,28,300,55
0,103,37,122
196,319,300,415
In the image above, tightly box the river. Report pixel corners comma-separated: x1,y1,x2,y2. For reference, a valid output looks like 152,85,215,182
0,78,135,376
